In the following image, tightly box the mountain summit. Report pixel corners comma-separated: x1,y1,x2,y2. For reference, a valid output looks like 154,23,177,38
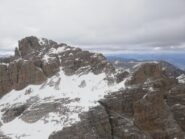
0,36,114,96
0,36,185,139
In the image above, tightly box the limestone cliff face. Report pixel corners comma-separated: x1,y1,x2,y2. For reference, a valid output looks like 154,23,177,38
0,36,185,139
0,36,114,97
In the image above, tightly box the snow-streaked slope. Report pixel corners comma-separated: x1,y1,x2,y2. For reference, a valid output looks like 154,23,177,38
0,68,126,139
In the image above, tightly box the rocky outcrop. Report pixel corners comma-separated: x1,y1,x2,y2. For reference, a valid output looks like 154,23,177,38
20,97,81,123
2,105,28,123
167,85,185,131
49,105,113,139
0,64,12,96
0,36,114,97
128,63,163,85
133,89,184,139
58,48,114,75
49,62,185,139
0,60,46,97
116,71,129,83
159,60,185,78
18,36,42,57
42,58,60,77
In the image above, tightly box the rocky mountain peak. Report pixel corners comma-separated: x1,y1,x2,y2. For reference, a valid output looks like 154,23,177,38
18,36,42,56
0,36,115,97
129,62,163,84
15,36,57,58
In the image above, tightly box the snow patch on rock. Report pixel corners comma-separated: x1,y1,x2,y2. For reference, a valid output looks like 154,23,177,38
0,69,126,139
177,74,185,84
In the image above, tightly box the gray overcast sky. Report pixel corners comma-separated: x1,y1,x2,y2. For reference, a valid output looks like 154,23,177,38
0,0,185,54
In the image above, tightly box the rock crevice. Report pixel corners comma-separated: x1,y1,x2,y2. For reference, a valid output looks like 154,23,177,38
98,101,114,139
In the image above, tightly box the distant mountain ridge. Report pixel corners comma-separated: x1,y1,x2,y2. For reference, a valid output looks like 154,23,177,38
106,53,185,70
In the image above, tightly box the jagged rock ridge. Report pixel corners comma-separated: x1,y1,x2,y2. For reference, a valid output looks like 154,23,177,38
0,36,114,97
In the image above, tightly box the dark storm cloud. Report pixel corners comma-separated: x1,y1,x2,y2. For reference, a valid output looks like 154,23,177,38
0,0,185,53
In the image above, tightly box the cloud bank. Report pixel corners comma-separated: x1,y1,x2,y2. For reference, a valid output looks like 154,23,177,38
0,0,185,53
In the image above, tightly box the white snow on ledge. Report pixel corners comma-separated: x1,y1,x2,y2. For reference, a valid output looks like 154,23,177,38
177,74,185,84
0,69,127,139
